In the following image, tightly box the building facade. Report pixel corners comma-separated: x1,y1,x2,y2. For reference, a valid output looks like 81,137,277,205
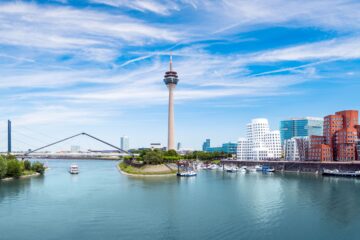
237,118,282,161
202,139,210,151
120,136,129,151
284,137,310,161
308,135,332,161
280,117,323,144
205,142,237,154
309,110,360,161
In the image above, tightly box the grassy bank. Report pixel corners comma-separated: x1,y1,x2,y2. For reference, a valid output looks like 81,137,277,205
118,162,177,176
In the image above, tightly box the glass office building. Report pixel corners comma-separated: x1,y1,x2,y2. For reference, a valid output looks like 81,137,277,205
205,142,237,154
280,117,323,144
202,139,211,151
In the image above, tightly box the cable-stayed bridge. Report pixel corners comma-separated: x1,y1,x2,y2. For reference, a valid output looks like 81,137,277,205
0,121,130,160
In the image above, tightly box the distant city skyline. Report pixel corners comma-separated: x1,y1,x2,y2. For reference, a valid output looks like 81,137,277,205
0,1,359,151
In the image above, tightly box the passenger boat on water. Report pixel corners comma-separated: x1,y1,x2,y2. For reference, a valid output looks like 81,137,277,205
322,169,360,177
69,164,79,174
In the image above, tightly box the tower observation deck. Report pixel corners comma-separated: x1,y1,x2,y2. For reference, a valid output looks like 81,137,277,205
164,55,179,85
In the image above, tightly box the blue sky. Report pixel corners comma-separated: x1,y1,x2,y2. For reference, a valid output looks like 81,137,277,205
0,0,359,151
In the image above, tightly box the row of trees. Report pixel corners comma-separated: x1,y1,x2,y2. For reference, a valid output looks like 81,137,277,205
124,149,232,165
0,155,45,179
124,149,181,165
182,151,232,161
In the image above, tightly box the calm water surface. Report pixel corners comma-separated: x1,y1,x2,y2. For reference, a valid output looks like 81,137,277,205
1,159,360,240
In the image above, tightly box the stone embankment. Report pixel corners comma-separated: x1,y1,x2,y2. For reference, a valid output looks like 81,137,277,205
221,160,360,173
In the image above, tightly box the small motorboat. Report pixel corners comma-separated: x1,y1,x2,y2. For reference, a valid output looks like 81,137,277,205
177,171,197,177
262,165,275,173
246,167,257,173
239,166,247,173
69,164,79,174
255,165,263,171
225,166,238,173
207,164,219,170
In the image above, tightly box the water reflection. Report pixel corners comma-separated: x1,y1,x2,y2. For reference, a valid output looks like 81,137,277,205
0,178,31,203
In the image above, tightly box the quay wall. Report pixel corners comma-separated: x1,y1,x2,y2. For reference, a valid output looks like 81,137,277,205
221,160,360,173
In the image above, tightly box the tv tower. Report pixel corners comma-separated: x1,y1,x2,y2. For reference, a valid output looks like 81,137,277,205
163,54,179,150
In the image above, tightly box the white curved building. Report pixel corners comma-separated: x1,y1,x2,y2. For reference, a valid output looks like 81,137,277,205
237,118,281,161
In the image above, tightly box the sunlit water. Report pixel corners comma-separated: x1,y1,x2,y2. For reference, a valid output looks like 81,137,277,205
1,159,360,240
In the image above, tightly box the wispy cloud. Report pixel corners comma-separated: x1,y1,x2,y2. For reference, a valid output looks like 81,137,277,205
91,0,180,15
0,2,181,63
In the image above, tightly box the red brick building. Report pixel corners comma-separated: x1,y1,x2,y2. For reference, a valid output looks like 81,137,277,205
311,110,359,161
308,135,332,161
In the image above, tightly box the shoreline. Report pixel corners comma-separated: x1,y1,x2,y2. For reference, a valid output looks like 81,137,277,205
116,164,176,177
1,172,40,181
222,160,360,173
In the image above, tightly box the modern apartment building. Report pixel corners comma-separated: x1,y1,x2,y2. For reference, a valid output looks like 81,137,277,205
310,110,360,161
237,118,282,161
284,137,309,161
280,117,323,144
308,135,332,161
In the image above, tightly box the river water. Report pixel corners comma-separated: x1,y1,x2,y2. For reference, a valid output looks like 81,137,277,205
1,159,360,240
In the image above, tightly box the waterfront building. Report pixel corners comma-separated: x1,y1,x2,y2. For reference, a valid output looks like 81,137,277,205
120,136,130,151
222,142,238,154
309,110,360,161
164,54,179,150
280,117,323,144
236,138,250,160
324,110,358,161
237,118,282,161
284,137,309,161
308,135,332,161
205,142,237,154
202,139,210,151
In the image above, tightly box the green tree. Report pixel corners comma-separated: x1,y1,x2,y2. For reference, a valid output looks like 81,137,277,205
32,162,45,175
143,151,163,165
164,150,178,157
6,159,22,178
0,156,7,179
24,160,32,171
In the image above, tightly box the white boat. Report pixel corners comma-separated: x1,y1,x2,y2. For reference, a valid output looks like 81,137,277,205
225,166,238,173
246,167,257,173
69,164,79,174
177,171,197,177
207,164,219,170
239,166,247,173
255,165,263,171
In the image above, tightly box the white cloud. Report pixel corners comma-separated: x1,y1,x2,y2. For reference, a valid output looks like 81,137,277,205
195,0,360,33
247,37,360,63
0,2,181,62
